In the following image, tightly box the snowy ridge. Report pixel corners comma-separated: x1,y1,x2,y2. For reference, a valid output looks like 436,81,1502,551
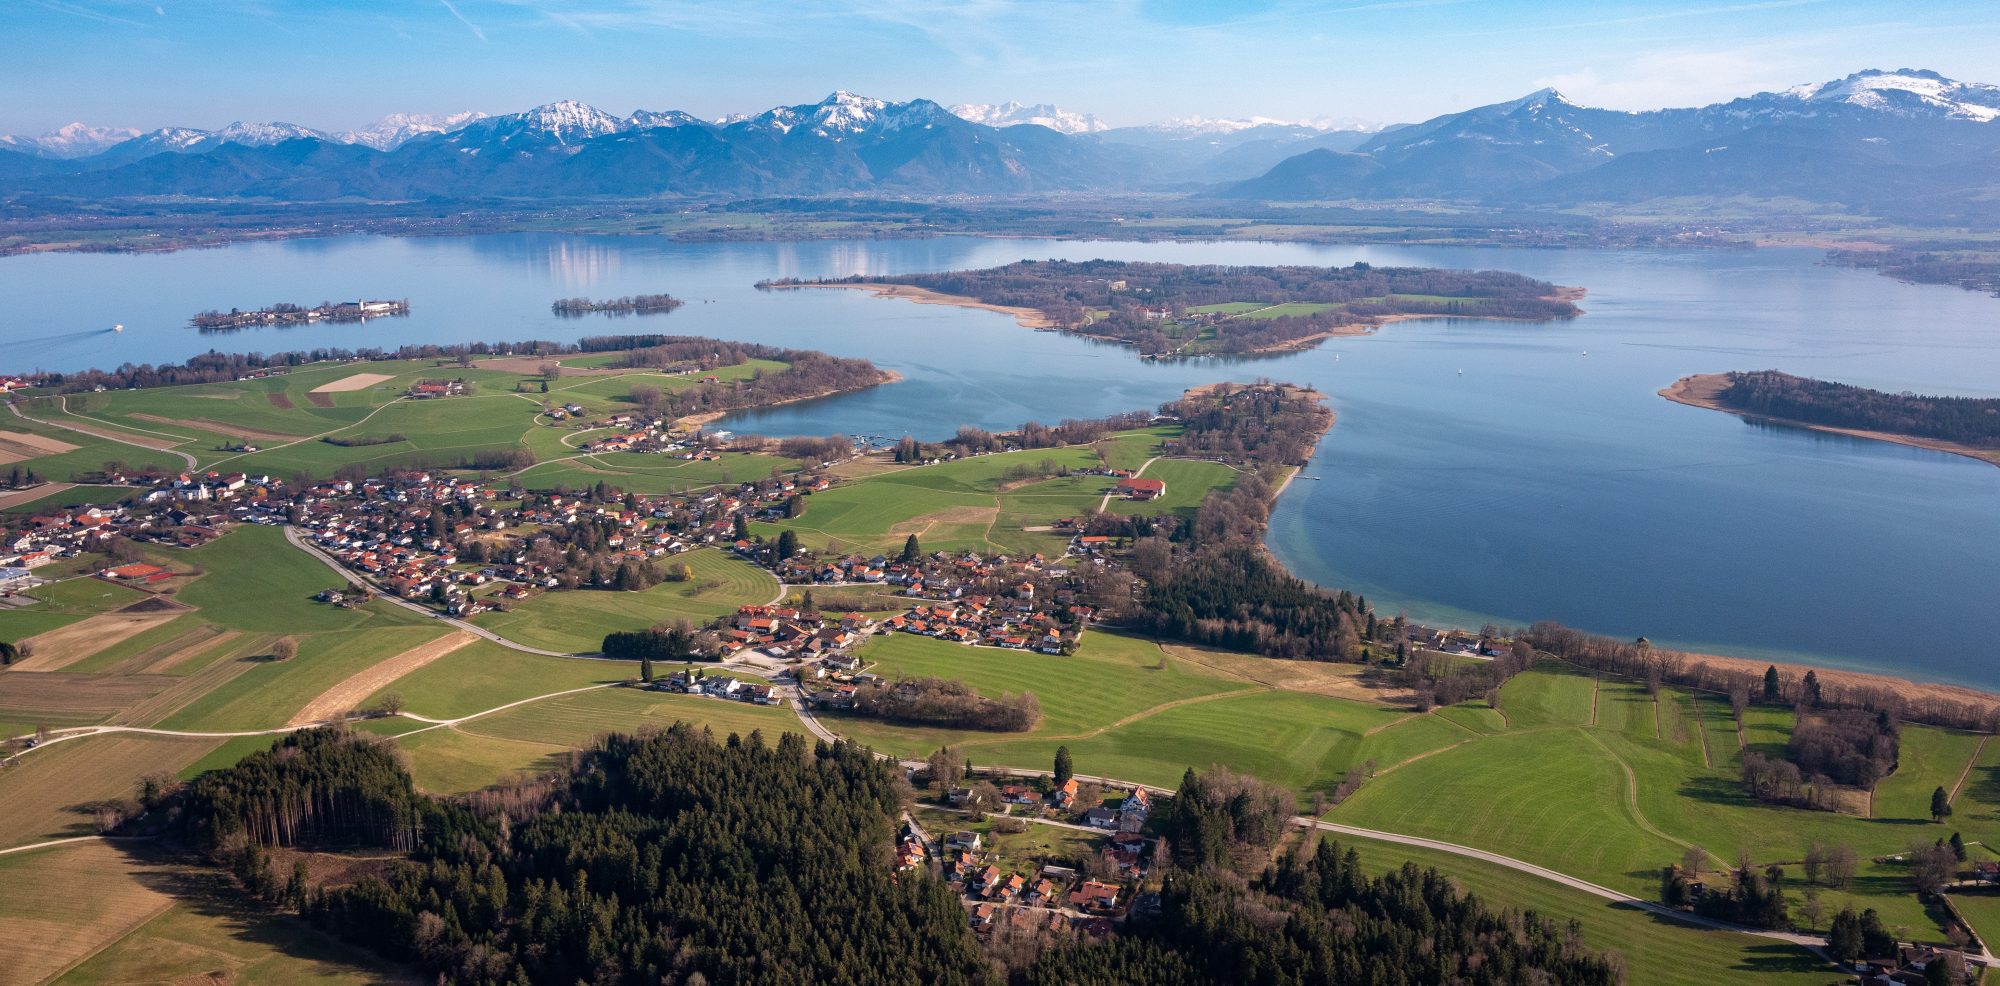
1778,69,2000,123
948,101,1107,134
0,122,142,159
335,111,488,150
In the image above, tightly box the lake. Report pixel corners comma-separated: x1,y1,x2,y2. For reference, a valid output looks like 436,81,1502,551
2,233,1996,686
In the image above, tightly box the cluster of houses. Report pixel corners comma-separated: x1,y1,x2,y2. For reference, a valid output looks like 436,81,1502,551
1851,945,1972,985
287,472,820,616
1404,624,1514,660
0,501,232,593
939,829,1127,934
406,378,469,399
755,547,1097,653
648,669,781,706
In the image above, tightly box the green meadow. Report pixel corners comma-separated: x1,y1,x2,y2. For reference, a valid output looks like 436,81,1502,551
472,548,776,653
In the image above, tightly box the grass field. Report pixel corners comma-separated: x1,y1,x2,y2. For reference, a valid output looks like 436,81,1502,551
472,548,775,653
0,575,147,642
395,686,802,792
0,841,416,986
1333,832,1838,986
826,630,1260,761
1103,457,1237,518
0,733,221,848
363,640,629,720
1322,661,2000,941
154,625,450,731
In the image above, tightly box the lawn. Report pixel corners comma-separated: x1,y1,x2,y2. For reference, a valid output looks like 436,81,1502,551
1333,832,1838,986
1094,425,1181,471
472,548,775,653
175,524,422,634
1495,660,1597,728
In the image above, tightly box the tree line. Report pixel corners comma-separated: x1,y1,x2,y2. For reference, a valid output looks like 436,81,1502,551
1717,369,2000,448
552,294,684,317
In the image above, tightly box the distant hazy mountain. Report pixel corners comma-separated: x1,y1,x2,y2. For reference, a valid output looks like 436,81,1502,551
1220,69,2000,217
949,101,1108,134
333,111,489,150
0,122,142,159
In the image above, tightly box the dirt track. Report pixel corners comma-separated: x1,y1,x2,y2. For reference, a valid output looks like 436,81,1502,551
286,631,475,725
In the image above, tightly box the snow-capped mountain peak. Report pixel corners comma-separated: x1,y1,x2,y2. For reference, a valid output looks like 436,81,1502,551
510,100,628,143
211,121,328,146
948,101,1108,134
0,122,143,158
1780,69,2000,122
334,111,487,150
626,109,704,131
743,92,946,139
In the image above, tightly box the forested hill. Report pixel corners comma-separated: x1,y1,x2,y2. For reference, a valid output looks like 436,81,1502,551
768,259,1579,357
1717,370,2000,448
159,726,1628,985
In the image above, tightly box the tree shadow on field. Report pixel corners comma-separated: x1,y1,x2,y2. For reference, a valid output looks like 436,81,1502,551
107,840,420,985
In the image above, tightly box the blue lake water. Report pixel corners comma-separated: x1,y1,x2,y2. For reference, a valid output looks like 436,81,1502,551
2,234,1996,686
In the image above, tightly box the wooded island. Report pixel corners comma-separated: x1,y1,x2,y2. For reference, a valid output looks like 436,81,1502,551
761,259,1581,358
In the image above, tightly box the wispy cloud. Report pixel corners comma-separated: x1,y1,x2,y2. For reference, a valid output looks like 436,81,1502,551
438,0,487,41
22,0,145,26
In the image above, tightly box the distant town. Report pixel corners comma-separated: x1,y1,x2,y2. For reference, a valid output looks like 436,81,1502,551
190,299,409,331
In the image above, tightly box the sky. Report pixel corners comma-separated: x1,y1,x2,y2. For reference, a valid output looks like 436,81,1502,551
4,0,1998,135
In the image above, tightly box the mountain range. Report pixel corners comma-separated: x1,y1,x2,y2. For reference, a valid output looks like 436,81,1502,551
3,70,1996,219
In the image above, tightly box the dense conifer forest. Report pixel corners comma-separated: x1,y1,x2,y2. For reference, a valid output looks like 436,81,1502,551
1717,370,2000,448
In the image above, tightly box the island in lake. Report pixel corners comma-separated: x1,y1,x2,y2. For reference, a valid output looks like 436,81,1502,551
190,298,408,331
760,259,1582,358
551,293,685,317
1663,370,2000,468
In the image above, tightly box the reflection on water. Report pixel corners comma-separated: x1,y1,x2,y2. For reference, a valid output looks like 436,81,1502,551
2,234,1998,686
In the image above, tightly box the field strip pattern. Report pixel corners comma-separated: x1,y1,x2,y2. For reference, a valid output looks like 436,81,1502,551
288,631,476,726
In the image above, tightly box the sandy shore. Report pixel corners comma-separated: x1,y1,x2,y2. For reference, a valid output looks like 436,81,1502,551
1661,373,2000,469
767,283,1058,330
1673,648,2000,717
673,369,904,433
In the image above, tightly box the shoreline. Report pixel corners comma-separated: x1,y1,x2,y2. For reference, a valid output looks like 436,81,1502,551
1660,373,2000,470
765,283,1057,330
676,368,904,433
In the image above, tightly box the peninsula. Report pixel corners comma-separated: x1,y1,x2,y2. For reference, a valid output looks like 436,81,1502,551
1663,370,2000,468
760,259,1582,358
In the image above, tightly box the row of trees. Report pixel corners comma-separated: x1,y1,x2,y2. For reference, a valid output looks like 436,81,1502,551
600,621,718,663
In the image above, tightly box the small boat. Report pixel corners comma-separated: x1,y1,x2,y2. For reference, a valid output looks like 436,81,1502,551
111,324,124,333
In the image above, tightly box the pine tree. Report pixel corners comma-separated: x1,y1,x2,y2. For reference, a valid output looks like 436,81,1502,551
902,533,921,562
1054,745,1073,786
1933,786,1953,822
1763,665,1782,702
733,513,750,541
776,529,798,561
1827,907,1863,961
641,657,654,683
1803,669,1823,708
1951,831,1967,861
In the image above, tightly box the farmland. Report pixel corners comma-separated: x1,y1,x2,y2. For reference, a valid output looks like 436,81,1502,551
0,840,411,986
2,351,811,490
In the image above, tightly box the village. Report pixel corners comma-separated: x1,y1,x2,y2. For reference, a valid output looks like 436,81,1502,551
189,299,410,331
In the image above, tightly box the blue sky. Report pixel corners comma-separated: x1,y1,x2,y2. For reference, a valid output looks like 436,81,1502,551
5,0,1997,134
